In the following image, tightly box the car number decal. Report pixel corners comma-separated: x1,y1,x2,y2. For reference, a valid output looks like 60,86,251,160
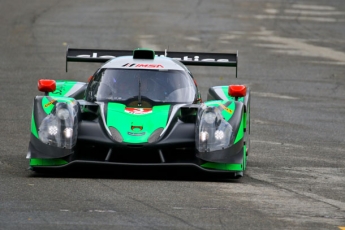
125,108,152,115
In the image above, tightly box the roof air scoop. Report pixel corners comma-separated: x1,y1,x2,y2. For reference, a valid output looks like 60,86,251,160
133,48,155,59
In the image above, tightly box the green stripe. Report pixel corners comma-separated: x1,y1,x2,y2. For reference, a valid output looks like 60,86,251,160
30,158,68,166
42,96,76,114
31,112,38,138
201,162,243,171
234,116,244,144
243,146,247,170
201,147,247,172
42,96,55,114
49,80,76,97
204,100,235,121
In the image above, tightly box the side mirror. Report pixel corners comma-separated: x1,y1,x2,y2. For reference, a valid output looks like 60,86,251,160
38,79,56,93
228,85,246,98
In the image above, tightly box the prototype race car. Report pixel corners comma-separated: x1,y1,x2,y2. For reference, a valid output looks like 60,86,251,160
27,48,250,178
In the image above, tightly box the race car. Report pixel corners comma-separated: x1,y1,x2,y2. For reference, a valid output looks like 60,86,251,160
27,48,250,178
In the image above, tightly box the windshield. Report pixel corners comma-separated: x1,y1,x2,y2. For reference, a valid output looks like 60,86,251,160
87,68,197,104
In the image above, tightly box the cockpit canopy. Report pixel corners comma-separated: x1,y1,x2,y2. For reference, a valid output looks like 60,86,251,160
86,68,197,105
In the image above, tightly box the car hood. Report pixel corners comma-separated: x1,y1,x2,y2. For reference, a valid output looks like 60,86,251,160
106,102,170,143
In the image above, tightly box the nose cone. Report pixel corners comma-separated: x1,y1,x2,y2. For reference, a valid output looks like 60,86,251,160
106,103,170,143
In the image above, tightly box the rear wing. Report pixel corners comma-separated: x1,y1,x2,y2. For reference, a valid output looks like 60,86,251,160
66,48,238,77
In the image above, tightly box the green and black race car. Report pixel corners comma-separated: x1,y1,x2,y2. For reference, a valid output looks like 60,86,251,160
27,48,250,178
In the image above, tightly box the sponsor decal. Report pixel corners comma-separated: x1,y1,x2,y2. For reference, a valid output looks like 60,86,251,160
125,108,152,115
218,103,233,114
76,53,231,63
44,100,56,108
127,132,145,136
173,56,230,62
122,63,164,68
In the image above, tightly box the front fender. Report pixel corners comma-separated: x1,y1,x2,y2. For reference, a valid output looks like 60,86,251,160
195,101,245,163
29,96,80,159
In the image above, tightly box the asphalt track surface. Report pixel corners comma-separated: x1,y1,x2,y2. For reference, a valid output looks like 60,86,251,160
1,0,345,229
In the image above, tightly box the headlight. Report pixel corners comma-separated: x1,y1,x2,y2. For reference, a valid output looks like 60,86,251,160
214,130,224,140
195,105,233,152
57,108,70,120
64,128,73,138
200,131,209,142
38,100,78,149
203,112,216,124
48,125,58,135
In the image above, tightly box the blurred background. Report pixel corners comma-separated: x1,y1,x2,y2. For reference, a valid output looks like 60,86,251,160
1,0,344,229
